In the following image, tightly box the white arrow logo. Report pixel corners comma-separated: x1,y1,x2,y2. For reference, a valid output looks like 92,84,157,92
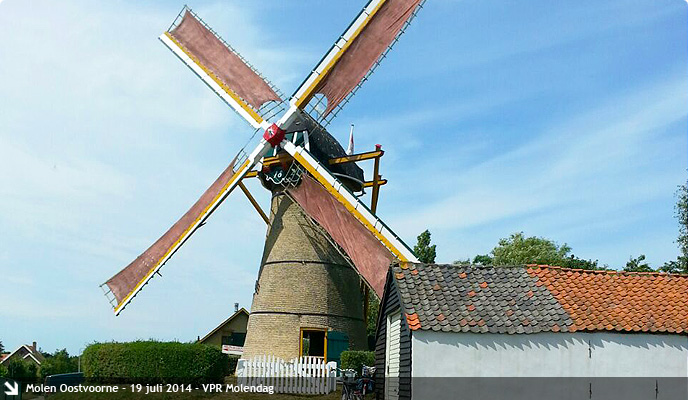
4,381,19,396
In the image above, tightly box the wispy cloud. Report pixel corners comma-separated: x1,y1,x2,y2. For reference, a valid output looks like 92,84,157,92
389,74,686,264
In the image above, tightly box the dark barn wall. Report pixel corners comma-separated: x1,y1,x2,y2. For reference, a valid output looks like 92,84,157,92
375,270,412,400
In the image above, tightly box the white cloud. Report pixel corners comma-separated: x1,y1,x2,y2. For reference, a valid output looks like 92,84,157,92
386,75,686,266
397,75,686,227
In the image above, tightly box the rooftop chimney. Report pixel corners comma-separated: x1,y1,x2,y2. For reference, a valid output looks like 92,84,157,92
234,303,239,313
32,341,37,352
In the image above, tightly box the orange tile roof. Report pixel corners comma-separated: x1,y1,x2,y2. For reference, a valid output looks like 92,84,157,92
392,263,688,335
406,313,421,331
526,265,688,334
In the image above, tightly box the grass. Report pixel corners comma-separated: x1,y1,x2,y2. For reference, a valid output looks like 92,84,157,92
47,388,341,399
43,384,341,400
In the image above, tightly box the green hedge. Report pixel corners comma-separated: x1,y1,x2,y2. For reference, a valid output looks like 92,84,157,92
340,351,375,376
81,341,229,384
228,355,240,376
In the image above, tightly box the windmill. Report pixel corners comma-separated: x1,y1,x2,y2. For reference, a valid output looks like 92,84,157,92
101,0,424,361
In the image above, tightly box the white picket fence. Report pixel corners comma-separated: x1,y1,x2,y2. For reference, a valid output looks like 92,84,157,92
236,355,338,394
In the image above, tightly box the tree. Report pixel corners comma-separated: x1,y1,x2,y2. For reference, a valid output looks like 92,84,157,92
0,340,4,354
624,254,652,272
366,295,379,337
472,254,493,265
6,358,37,382
366,295,380,350
489,232,602,270
661,183,688,274
677,183,688,261
414,230,436,263
39,349,79,380
660,259,684,274
558,254,600,270
491,232,571,266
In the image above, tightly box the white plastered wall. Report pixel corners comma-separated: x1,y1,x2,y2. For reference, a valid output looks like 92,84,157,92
411,331,688,377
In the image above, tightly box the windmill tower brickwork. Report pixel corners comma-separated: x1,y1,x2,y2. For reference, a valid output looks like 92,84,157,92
242,194,367,359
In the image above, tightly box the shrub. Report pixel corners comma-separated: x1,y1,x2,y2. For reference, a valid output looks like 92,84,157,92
81,341,229,384
39,349,79,380
0,364,7,378
228,355,240,375
340,351,375,376
6,358,38,382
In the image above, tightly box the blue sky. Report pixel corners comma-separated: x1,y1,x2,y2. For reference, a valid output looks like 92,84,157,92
0,0,685,355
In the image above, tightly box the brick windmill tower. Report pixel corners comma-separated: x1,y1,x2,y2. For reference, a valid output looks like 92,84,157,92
101,0,424,362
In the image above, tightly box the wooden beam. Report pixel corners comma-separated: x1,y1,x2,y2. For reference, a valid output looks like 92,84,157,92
238,181,269,224
328,150,384,165
370,146,382,214
245,148,385,179
260,153,293,168
363,179,387,188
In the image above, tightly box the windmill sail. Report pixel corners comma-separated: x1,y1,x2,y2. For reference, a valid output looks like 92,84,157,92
103,156,239,313
282,141,418,297
160,9,283,129
102,129,280,315
292,0,423,120
288,174,394,297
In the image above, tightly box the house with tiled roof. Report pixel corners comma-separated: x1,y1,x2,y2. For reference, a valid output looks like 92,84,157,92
374,263,688,400
198,306,249,355
0,341,44,368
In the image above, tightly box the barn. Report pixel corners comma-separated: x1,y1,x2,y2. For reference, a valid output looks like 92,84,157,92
374,262,688,400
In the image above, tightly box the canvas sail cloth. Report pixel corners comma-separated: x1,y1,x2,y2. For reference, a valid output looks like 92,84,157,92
288,174,395,297
169,11,281,112
105,158,239,308
309,0,422,117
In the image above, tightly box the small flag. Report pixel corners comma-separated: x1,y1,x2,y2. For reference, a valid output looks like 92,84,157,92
346,124,354,155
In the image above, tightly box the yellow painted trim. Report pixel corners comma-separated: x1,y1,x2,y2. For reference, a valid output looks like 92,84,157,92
328,150,383,165
299,327,328,362
260,153,294,168
299,328,303,357
291,151,409,263
362,179,387,188
115,158,252,312
294,0,388,109
164,32,264,126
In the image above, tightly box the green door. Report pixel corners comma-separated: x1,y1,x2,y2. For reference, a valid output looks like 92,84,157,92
327,331,349,366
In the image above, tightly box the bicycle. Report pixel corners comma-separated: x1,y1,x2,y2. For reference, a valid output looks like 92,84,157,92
338,366,376,400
